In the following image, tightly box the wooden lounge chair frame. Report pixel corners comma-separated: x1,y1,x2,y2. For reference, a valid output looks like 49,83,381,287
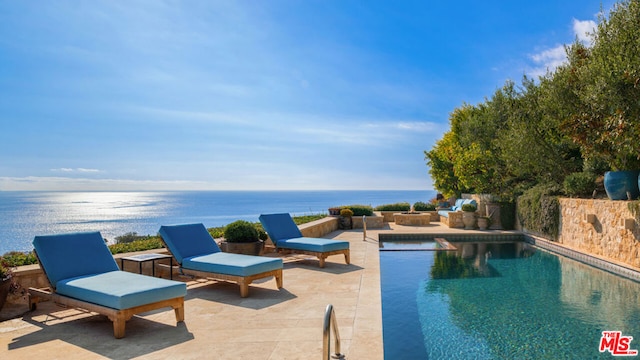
174,267,283,298
274,248,350,268
28,286,184,339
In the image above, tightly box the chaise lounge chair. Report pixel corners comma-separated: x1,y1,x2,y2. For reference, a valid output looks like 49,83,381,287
259,213,350,268
158,223,283,298
28,232,187,339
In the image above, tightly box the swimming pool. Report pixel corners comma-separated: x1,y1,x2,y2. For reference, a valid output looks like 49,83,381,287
379,240,640,359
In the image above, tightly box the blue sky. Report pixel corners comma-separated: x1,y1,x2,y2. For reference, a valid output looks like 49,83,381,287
0,0,615,191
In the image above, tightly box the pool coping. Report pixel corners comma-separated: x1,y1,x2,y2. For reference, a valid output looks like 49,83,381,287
526,234,640,283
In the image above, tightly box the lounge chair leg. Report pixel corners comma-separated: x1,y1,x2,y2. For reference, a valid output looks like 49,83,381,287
318,256,326,268
174,304,185,322
113,316,126,339
239,282,249,298
344,251,350,265
275,270,283,289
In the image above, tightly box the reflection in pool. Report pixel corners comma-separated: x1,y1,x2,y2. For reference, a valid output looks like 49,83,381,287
380,241,640,359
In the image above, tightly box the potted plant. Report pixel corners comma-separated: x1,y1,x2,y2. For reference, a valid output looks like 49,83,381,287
220,220,264,256
0,261,14,311
339,208,354,229
461,203,477,230
477,216,490,230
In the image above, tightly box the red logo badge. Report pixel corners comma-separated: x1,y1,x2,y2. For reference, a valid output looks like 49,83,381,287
600,331,638,356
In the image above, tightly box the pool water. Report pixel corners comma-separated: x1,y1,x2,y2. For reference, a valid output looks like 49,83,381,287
380,241,640,359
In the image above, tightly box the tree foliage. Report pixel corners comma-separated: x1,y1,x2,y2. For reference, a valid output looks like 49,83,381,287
561,0,640,170
426,0,639,202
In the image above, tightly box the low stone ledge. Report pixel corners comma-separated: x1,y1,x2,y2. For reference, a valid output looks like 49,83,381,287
299,216,339,237
352,215,384,229
379,211,400,222
394,213,431,226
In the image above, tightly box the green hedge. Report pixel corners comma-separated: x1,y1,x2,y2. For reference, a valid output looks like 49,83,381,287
109,238,166,255
341,205,374,216
516,184,561,239
374,202,411,211
563,172,596,198
0,251,38,267
413,201,436,211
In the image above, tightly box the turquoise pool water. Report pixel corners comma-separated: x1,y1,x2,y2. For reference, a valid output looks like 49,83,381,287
380,241,640,359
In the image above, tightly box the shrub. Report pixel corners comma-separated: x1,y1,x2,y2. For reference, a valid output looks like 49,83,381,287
208,227,225,239
1,251,38,267
340,208,354,217
461,203,477,212
342,205,374,216
115,232,150,244
374,202,411,211
223,220,260,243
292,214,326,224
108,238,165,254
517,184,562,239
563,172,596,198
0,261,12,280
499,202,516,230
413,201,436,211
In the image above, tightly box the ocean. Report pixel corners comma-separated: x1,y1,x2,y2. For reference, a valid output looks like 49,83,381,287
0,190,436,255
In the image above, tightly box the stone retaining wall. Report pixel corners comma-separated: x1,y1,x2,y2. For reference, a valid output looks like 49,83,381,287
298,216,339,237
351,215,384,229
559,198,640,270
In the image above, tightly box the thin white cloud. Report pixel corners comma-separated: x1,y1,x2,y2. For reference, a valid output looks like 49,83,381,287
573,19,596,45
527,17,597,77
50,168,101,173
0,176,207,191
529,45,567,77
395,121,441,133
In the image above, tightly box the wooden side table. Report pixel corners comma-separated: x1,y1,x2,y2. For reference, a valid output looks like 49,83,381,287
120,253,174,280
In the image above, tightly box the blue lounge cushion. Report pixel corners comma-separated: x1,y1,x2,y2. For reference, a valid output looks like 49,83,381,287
33,232,120,287
259,213,349,252
56,270,187,310
451,199,465,211
258,213,303,244
183,252,283,277
277,237,349,252
159,223,221,264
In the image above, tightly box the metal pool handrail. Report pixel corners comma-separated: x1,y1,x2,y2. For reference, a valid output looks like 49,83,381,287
323,304,345,360
362,215,366,241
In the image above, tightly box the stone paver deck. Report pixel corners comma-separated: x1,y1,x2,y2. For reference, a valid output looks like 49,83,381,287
0,222,473,359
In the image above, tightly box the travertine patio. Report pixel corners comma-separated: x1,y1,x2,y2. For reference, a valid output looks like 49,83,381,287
0,220,473,359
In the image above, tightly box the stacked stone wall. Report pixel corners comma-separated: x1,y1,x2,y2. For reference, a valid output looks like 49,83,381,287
559,198,640,269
